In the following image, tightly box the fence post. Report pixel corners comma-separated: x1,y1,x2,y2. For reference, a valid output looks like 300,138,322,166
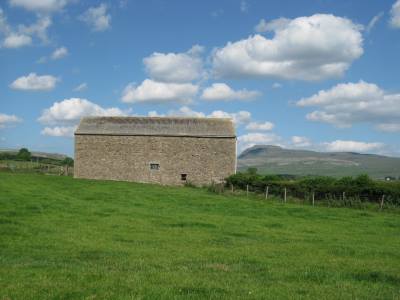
265,186,269,200
312,191,315,206
231,184,234,193
380,195,385,211
246,185,249,198
284,188,287,203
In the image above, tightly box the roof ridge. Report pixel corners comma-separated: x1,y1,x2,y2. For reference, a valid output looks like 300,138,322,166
75,116,236,137
80,116,233,121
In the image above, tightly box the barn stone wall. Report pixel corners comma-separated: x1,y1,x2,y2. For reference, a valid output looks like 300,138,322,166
74,135,236,186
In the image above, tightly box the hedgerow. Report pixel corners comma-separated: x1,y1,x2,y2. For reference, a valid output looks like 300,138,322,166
225,169,400,205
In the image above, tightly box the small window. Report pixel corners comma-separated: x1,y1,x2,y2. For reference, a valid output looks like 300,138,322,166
150,163,160,170
181,174,187,181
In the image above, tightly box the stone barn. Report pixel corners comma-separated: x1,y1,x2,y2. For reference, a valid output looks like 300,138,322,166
74,116,236,186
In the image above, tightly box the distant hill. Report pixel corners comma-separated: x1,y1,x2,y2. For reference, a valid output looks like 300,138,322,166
0,148,69,161
237,145,400,179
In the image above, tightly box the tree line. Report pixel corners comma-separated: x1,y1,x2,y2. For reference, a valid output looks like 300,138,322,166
225,168,400,205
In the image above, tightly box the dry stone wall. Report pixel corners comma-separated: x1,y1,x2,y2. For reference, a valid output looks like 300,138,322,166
74,135,236,186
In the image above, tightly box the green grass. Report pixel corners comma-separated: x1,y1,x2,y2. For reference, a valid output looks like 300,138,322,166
0,173,399,299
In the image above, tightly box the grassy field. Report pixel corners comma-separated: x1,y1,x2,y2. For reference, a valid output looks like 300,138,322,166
0,173,399,299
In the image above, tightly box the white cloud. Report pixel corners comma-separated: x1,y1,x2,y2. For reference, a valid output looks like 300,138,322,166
322,140,384,153
0,10,52,48
237,135,385,154
291,136,312,148
80,3,111,32
390,0,400,28
36,56,47,64
38,98,128,125
297,80,382,107
119,0,128,9
36,46,68,63
254,19,268,32
238,132,282,151
254,18,291,33
375,123,400,133
208,110,251,124
170,107,250,124
200,83,260,101
147,110,163,117
280,136,386,154
143,45,204,83
296,80,400,131
51,46,68,60
10,73,58,91
147,106,207,118
0,8,10,34
240,133,387,154
211,9,223,18
240,0,248,13
167,106,206,118
0,113,22,128
41,126,76,137
3,33,32,48
9,0,69,13
147,106,251,125
18,16,52,43
213,14,363,80
272,82,282,89
246,121,274,131
73,82,88,92
121,79,199,104
366,12,384,33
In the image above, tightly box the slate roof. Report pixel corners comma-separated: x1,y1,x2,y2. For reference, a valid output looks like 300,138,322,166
75,116,236,138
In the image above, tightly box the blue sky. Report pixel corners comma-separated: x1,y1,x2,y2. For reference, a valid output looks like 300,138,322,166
1,0,399,157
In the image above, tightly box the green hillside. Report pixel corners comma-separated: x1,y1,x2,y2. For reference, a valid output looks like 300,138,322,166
0,148,73,175
0,148,69,161
1,173,399,299
238,145,400,179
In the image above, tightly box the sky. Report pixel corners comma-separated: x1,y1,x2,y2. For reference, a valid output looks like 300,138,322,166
0,0,400,157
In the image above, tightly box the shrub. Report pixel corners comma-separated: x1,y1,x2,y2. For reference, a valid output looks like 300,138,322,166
62,157,74,166
225,171,400,205
16,148,31,161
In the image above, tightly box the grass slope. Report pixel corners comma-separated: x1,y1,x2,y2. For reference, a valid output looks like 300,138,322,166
0,173,399,299
238,145,400,179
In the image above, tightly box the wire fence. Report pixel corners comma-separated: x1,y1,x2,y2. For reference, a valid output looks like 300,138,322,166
208,181,399,211
0,161,73,176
